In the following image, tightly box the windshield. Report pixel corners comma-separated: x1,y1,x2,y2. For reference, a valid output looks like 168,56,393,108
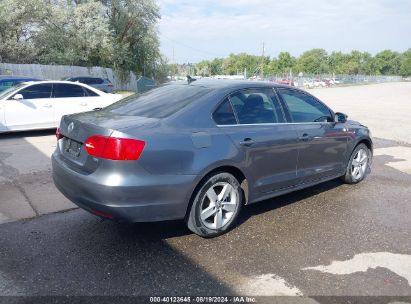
0,83,26,99
105,84,212,118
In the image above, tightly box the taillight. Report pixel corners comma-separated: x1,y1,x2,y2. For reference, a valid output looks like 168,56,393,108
90,208,113,219
56,128,63,140
84,136,145,160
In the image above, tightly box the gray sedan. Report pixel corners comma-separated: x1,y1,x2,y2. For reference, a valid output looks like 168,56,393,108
52,80,372,237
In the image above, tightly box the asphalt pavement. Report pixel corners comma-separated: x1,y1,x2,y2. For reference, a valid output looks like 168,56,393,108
1,83,411,300
0,137,410,298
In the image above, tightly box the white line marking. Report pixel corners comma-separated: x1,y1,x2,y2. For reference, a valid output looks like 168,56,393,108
303,252,411,286
240,273,303,296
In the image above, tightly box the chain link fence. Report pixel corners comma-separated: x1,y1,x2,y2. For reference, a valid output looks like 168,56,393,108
266,74,404,88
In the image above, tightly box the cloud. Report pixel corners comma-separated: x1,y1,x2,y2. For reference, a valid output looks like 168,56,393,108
157,0,411,62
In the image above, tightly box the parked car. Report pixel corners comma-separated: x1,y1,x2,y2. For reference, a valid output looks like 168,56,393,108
274,79,295,86
0,75,40,92
303,79,314,88
65,76,114,93
326,78,341,86
313,79,327,87
52,80,372,237
0,81,122,133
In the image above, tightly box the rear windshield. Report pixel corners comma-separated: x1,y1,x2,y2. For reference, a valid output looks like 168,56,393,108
105,84,211,118
0,83,26,99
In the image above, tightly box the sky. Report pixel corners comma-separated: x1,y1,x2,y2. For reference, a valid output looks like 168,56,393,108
156,0,411,63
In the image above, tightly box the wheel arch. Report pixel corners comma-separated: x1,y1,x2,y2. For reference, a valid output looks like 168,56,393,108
357,137,373,153
345,136,373,170
184,165,249,220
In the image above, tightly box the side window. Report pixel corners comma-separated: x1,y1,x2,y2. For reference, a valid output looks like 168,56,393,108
231,89,284,124
84,88,99,97
53,84,87,98
278,89,332,123
83,78,94,84
213,98,237,125
95,78,104,84
17,84,52,99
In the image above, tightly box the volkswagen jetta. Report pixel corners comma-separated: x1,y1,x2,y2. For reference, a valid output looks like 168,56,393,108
52,79,372,237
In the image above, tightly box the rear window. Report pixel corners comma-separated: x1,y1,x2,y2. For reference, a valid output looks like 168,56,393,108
105,84,211,118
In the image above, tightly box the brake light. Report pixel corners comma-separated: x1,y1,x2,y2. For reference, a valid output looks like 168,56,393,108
56,128,63,140
84,136,145,160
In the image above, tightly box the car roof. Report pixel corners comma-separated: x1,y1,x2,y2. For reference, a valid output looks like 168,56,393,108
170,79,293,91
68,76,103,79
0,75,38,80
22,80,93,85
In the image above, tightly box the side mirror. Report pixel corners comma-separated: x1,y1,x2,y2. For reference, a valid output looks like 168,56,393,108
334,112,348,123
12,94,23,100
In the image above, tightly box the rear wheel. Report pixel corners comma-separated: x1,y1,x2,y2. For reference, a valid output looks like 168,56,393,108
186,172,242,238
342,143,371,184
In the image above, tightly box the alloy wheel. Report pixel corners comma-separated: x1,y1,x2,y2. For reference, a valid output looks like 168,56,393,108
351,148,368,180
200,182,238,230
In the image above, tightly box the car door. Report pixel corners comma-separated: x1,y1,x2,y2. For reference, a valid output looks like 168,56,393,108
214,88,299,195
4,83,54,130
0,98,5,131
276,88,348,183
52,83,95,124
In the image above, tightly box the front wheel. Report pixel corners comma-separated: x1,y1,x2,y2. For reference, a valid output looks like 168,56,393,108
186,172,242,238
342,143,371,184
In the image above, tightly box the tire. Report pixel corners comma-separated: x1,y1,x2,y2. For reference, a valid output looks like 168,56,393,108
186,172,242,238
342,143,371,184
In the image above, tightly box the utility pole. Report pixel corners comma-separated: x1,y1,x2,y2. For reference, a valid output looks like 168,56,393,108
172,47,175,80
260,42,265,80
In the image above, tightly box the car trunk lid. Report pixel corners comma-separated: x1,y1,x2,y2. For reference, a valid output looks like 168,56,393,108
57,111,159,171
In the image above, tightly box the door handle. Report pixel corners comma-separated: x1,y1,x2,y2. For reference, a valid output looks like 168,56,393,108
80,102,88,106
240,138,255,146
298,133,311,141
43,104,52,108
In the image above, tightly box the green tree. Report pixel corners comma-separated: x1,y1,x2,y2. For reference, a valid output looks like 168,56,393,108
265,58,280,76
374,50,402,75
0,0,48,63
399,49,411,77
196,60,211,76
277,52,296,75
296,48,329,74
222,53,263,76
35,1,112,66
103,0,161,77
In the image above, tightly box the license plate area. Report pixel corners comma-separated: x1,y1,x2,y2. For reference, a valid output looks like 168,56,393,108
64,138,82,158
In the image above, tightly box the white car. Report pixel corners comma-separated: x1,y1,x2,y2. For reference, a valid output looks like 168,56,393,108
0,81,123,133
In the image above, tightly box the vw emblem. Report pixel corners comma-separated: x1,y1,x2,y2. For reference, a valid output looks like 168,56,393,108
68,122,74,134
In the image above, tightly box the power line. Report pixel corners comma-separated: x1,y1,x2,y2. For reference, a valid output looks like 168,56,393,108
160,34,222,59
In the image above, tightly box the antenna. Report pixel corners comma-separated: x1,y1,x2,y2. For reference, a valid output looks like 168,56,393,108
172,47,175,80
260,42,265,80
187,75,196,84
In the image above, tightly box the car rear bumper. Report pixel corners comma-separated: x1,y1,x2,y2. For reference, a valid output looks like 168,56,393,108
52,152,197,222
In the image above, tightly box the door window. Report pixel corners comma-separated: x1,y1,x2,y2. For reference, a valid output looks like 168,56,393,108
213,98,237,125
84,88,99,97
277,89,332,122
16,84,52,99
53,84,87,98
230,89,284,124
